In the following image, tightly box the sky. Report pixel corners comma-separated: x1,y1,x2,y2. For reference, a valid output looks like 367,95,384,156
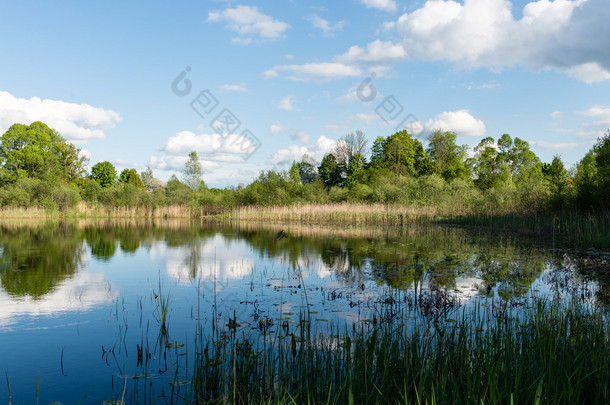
1,0,609,187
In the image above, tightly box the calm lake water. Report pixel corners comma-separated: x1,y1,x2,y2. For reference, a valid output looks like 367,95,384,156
0,220,606,404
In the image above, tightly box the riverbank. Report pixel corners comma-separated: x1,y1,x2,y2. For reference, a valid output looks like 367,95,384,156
2,202,609,247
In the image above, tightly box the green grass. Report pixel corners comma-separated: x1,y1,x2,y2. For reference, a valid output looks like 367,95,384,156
181,298,610,404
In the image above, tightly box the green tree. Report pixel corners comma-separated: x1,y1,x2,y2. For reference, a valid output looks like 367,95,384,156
183,151,204,190
426,130,470,181
166,175,194,205
90,161,117,188
473,136,506,190
346,153,366,187
318,153,344,189
369,130,426,176
119,168,145,189
295,155,318,184
575,150,598,208
0,121,87,185
542,155,569,208
594,130,610,205
289,162,302,184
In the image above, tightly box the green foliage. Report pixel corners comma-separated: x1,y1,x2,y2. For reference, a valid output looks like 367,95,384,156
345,153,366,188
542,155,570,209
183,151,204,191
426,130,470,181
0,121,87,186
594,131,610,205
119,168,145,189
90,161,117,188
318,153,344,189
166,175,194,205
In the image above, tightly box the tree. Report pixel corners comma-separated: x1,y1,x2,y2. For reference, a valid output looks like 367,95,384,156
426,130,470,181
289,162,302,184
575,150,598,208
542,155,569,208
594,130,610,204
119,168,145,189
346,153,366,187
333,130,368,165
0,121,87,185
90,161,117,188
295,154,318,184
318,153,344,188
183,151,204,190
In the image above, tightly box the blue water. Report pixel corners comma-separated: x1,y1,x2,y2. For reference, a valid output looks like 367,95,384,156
0,221,601,404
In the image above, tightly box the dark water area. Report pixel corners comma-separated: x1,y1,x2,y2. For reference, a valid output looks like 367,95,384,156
0,219,607,404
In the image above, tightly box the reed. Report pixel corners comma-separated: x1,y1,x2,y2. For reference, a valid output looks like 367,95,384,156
184,297,610,404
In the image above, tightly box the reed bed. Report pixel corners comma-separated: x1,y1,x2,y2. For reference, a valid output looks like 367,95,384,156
184,298,610,404
225,203,439,225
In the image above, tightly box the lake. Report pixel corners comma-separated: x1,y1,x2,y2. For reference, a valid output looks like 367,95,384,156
0,219,606,404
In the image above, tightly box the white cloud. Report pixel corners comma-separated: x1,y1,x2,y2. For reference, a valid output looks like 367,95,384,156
354,113,380,126
263,63,362,81
391,0,610,81
270,136,336,165
578,105,610,121
425,110,486,137
565,63,610,83
336,40,406,64
149,155,220,172
550,111,565,120
291,129,310,144
208,5,290,40
359,0,397,12
0,91,121,142
528,140,590,150
159,130,259,163
270,123,287,135
277,95,297,111
218,84,248,92
305,14,345,36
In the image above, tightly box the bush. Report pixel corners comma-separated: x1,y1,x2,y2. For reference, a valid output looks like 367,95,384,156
52,185,81,211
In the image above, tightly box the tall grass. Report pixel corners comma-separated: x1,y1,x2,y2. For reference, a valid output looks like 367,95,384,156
184,298,610,404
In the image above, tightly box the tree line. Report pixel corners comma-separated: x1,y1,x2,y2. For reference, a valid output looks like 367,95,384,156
0,121,608,214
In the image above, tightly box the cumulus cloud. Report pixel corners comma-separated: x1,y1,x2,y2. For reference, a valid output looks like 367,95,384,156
425,110,486,137
155,130,260,168
0,91,121,142
270,123,288,135
263,63,362,81
305,14,345,36
270,136,337,165
391,0,610,82
277,95,297,111
359,0,397,12
265,40,403,82
336,40,406,64
208,5,290,41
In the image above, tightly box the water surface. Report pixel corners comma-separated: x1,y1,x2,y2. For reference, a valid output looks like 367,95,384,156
0,220,605,403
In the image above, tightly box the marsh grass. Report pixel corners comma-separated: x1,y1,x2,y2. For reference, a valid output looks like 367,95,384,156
180,297,610,404
438,209,610,247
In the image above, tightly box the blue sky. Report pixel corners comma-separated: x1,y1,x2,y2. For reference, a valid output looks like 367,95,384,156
1,0,609,187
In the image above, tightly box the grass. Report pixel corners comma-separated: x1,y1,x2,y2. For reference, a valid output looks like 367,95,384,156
0,201,608,247
179,297,610,404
